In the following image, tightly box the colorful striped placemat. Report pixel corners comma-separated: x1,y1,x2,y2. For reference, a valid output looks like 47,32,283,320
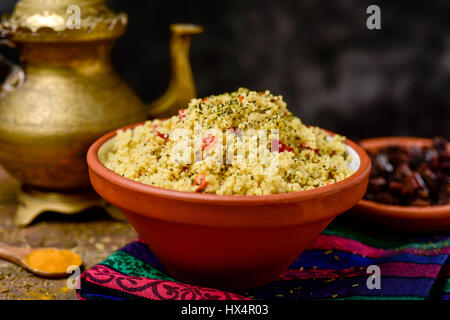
77,217,450,300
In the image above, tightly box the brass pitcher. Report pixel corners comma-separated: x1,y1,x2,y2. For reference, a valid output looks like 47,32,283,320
0,0,202,225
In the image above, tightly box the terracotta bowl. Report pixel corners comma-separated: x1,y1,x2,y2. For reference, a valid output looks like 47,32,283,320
87,123,371,290
355,137,450,232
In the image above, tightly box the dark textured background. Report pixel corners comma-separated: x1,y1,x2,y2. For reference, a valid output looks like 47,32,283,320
0,0,449,140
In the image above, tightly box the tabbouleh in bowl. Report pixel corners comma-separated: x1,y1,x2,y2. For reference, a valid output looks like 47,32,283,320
104,88,354,195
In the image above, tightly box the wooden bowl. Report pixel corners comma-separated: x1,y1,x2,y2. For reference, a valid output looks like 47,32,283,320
354,137,450,233
87,123,371,290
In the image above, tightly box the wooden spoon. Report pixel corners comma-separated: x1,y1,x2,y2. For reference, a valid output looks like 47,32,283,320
0,242,82,278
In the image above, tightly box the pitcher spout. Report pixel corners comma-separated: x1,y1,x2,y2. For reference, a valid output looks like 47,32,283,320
147,23,203,118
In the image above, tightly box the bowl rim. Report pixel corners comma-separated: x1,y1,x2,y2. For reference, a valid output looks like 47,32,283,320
87,122,371,205
357,136,450,219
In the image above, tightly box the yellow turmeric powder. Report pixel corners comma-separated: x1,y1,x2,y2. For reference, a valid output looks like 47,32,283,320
26,248,82,274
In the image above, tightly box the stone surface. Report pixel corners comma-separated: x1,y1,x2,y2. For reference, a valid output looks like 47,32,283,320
0,166,137,300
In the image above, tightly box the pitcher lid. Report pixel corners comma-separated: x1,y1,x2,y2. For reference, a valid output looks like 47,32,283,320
1,0,127,42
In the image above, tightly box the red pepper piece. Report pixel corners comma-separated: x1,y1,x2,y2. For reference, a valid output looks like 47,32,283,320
301,142,310,149
202,134,216,150
272,139,294,153
280,142,294,153
238,95,243,102
301,142,319,154
193,174,208,192
178,109,187,120
156,131,169,140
